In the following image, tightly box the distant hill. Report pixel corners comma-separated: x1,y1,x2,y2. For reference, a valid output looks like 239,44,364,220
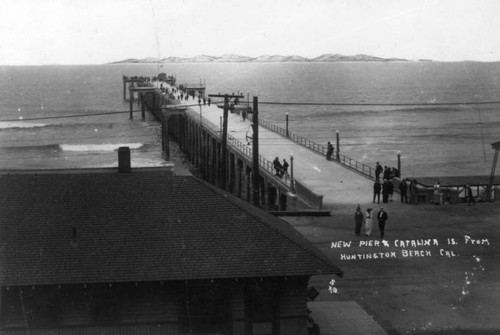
110,53,410,64
254,55,309,62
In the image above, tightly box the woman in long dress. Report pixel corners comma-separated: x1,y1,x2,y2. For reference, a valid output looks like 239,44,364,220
365,208,373,236
433,180,442,205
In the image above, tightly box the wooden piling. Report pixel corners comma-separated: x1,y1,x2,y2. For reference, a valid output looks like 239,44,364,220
221,95,229,191
123,76,127,100
141,94,145,121
129,87,134,120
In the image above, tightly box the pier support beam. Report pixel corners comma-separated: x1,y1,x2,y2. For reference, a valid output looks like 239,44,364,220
141,94,145,121
123,76,127,100
129,88,134,120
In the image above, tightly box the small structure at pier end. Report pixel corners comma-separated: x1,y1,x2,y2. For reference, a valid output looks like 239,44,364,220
0,148,342,335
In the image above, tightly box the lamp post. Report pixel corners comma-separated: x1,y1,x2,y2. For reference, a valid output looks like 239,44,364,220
397,151,402,177
286,113,289,138
336,130,340,161
290,153,295,193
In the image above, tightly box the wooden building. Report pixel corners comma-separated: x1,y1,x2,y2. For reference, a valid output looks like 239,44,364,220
0,149,342,335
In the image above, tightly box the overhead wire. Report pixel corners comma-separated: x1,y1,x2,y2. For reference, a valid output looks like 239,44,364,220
1,97,498,123
257,100,500,106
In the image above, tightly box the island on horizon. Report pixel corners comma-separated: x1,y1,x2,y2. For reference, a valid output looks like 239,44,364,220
110,53,413,64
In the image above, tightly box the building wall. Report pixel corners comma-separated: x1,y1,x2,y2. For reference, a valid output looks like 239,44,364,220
279,277,308,335
0,282,178,331
1,277,310,335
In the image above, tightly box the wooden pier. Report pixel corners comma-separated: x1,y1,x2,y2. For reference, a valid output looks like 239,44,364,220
137,81,319,210
130,75,499,209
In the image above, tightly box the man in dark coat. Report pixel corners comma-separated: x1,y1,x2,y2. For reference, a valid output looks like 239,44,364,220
399,178,408,203
382,179,391,203
326,142,333,160
354,205,364,236
377,207,388,238
410,179,419,205
466,184,476,206
383,166,391,181
282,159,289,178
273,157,283,176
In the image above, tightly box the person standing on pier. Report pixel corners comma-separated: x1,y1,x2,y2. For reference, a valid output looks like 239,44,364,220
433,180,443,205
466,184,476,206
375,162,383,180
383,166,391,181
273,157,283,176
399,178,408,203
354,205,364,236
410,179,419,205
282,159,289,179
382,179,390,203
388,179,394,202
377,207,388,239
373,179,381,204
326,142,334,160
364,208,373,237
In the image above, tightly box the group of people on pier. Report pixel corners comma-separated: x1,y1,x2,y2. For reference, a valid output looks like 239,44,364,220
354,205,388,238
398,178,421,205
273,157,289,180
375,162,399,181
372,162,422,205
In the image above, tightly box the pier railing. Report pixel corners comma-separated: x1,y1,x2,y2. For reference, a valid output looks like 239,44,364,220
183,109,323,209
258,119,375,179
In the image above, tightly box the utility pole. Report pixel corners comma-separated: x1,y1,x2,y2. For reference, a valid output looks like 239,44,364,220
252,96,260,206
208,93,244,191
485,140,500,202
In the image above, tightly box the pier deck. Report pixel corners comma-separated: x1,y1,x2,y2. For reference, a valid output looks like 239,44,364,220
174,97,374,209
171,95,499,208
162,84,497,209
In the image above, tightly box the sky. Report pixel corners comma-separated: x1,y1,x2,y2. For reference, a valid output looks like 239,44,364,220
1,0,499,65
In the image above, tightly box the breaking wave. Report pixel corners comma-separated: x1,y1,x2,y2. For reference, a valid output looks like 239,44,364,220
0,121,47,129
59,143,144,152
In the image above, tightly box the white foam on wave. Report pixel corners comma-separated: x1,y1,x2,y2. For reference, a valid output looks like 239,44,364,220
59,143,144,152
0,122,47,129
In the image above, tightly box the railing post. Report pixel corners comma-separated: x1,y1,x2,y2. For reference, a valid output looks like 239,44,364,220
336,129,340,161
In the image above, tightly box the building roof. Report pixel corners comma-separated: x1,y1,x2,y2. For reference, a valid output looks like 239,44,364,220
0,168,342,286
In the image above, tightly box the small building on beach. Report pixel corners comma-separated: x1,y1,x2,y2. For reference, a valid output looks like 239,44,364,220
0,149,342,335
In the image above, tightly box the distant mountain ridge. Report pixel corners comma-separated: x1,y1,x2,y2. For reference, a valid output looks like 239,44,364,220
110,53,410,64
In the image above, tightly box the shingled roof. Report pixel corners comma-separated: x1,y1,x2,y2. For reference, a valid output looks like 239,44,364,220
0,168,342,286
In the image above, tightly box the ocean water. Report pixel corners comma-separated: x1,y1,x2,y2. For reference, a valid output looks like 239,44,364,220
1,62,499,176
